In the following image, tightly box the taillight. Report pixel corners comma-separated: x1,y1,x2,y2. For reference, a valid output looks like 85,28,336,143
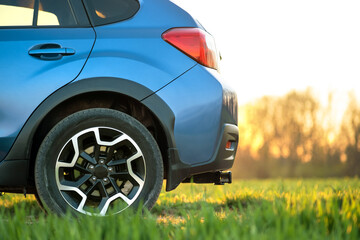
162,28,219,70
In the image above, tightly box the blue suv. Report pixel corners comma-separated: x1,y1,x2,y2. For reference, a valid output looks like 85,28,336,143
0,0,238,215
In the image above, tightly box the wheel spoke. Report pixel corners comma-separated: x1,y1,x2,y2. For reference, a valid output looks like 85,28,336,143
99,192,132,216
109,171,128,179
80,152,97,165
61,174,91,188
94,128,129,146
106,146,115,162
98,197,109,216
76,174,92,187
128,172,144,187
109,177,121,193
127,151,144,187
94,144,100,162
84,181,99,195
127,151,142,163
98,182,109,198
74,164,91,174
56,137,80,168
58,180,88,214
76,195,88,213
107,158,126,166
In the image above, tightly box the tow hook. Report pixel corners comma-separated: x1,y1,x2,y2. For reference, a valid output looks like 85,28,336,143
182,171,232,185
216,171,232,185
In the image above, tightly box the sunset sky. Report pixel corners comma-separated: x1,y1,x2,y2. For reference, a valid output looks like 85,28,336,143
171,0,360,119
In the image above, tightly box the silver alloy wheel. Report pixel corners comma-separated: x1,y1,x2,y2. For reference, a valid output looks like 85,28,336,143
55,127,145,216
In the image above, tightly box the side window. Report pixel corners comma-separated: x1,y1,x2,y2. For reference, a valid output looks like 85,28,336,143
0,0,88,27
0,1,35,26
85,0,140,26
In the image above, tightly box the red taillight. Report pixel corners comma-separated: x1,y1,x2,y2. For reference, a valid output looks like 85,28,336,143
162,28,219,70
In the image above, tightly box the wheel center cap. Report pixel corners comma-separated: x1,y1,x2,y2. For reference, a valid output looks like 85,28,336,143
94,165,108,178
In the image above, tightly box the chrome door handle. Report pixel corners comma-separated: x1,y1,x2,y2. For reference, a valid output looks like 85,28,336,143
28,44,76,60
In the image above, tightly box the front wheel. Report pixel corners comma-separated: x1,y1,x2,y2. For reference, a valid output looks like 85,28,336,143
34,108,163,216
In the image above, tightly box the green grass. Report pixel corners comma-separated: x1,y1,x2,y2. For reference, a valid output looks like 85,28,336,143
0,178,359,239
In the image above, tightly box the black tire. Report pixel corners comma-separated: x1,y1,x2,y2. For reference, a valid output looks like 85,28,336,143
34,108,163,216
33,191,46,212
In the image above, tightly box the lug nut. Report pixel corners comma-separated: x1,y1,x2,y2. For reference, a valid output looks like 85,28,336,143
103,178,109,183
99,160,105,164
92,176,97,181
108,167,113,172
89,165,95,170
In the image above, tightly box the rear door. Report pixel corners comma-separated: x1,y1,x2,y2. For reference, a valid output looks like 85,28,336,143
0,0,95,160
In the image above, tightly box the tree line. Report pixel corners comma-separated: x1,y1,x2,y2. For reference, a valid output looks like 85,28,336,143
233,89,360,178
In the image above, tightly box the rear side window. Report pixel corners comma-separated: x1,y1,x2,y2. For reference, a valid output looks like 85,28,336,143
0,0,89,27
0,2,35,26
84,0,140,26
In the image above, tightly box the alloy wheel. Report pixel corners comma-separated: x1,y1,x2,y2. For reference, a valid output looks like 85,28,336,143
55,126,146,216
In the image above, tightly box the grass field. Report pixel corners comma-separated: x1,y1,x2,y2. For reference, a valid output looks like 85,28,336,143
0,178,359,239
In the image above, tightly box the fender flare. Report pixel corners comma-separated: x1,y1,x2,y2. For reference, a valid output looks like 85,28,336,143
5,77,176,161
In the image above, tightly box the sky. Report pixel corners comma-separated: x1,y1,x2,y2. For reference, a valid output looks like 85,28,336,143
171,0,360,115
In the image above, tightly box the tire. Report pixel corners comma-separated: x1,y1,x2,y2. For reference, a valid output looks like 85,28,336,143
33,191,45,212
34,108,163,216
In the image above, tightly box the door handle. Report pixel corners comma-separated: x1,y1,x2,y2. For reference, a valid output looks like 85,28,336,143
28,44,76,60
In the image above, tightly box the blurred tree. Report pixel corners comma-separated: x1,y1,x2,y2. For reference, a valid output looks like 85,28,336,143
340,92,360,176
233,88,358,179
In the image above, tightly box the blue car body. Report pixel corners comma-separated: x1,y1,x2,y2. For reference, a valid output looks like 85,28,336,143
0,0,238,194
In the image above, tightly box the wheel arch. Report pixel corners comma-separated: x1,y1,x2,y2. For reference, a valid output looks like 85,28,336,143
5,77,176,186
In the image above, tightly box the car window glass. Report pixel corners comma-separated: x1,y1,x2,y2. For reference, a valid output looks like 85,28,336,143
0,1,34,26
85,0,139,26
0,0,80,27
37,0,76,26
37,10,60,26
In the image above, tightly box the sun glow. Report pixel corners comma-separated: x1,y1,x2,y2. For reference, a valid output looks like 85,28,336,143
0,5,59,26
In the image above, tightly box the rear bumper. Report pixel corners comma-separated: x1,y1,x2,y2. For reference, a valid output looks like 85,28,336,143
165,123,238,191
189,124,238,173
